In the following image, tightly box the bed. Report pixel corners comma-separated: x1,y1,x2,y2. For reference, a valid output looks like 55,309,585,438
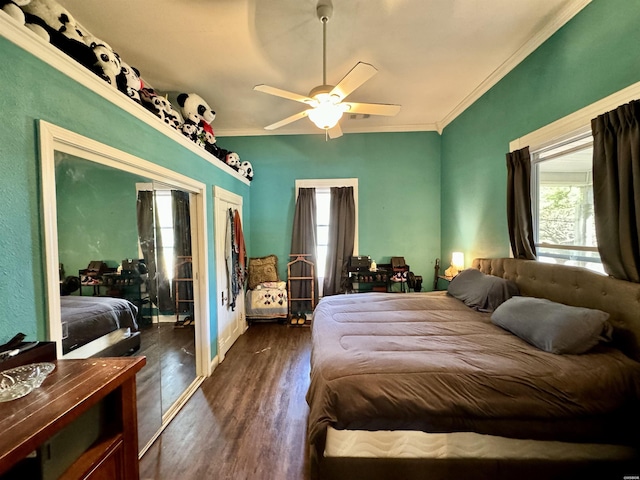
307,258,640,479
60,295,139,355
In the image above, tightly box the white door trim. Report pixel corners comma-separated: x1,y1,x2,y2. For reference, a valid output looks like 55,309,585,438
214,186,245,362
39,120,211,376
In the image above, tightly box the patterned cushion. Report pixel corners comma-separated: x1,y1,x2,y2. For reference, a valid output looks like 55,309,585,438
248,255,279,289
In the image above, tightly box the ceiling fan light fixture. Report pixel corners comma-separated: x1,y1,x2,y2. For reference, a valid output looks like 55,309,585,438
308,102,344,129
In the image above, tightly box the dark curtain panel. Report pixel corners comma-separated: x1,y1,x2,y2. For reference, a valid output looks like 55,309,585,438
506,146,537,260
172,190,193,313
290,188,318,312
136,190,173,313
592,100,640,283
323,187,355,296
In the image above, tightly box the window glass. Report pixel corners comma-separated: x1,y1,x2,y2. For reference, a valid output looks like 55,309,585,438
315,190,331,279
533,136,603,273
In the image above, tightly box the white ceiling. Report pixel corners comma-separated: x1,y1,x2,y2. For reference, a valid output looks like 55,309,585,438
57,0,590,138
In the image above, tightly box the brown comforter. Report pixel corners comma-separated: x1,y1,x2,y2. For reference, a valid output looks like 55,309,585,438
307,292,640,451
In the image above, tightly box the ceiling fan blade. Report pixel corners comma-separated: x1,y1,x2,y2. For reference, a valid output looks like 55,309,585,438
264,110,311,130
328,123,343,139
254,85,315,105
343,102,401,116
330,62,378,101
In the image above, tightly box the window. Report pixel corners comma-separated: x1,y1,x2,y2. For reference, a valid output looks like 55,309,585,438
295,179,359,296
315,188,331,279
531,135,603,273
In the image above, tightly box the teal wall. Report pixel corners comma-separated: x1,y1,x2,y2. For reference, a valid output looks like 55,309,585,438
0,36,249,357
222,131,441,285
56,153,145,278
440,0,640,266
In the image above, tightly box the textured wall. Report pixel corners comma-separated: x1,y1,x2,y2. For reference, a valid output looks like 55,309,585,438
440,0,640,266
222,131,441,287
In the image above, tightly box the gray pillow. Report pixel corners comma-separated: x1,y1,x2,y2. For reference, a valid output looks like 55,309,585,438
491,296,613,354
447,268,519,312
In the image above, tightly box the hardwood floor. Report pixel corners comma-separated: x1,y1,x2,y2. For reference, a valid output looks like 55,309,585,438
139,323,312,480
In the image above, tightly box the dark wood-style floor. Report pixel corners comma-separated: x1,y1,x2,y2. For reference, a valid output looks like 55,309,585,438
139,323,312,480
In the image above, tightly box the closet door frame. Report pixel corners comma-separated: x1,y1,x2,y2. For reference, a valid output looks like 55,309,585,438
40,121,212,376
214,186,246,362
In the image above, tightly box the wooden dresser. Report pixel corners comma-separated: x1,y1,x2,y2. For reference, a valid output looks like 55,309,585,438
0,357,145,480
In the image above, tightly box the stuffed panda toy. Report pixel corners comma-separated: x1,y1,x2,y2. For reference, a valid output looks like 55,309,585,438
116,61,142,103
225,152,240,170
180,122,203,145
21,0,86,42
176,92,218,151
21,0,100,75
86,39,121,87
176,92,216,126
140,87,184,130
1,0,48,40
238,161,254,181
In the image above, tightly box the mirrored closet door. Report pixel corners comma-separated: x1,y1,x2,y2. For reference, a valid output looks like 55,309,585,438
42,122,208,456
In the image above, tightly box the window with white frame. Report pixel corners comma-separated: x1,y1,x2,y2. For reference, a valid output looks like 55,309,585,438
512,81,640,274
531,134,603,273
295,179,359,296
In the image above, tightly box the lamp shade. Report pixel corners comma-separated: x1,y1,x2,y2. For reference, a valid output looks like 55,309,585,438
308,102,344,129
451,252,464,271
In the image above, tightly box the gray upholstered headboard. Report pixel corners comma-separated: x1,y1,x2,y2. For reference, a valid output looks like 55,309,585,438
472,258,640,362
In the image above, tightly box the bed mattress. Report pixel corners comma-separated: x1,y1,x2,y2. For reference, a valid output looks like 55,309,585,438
307,292,640,450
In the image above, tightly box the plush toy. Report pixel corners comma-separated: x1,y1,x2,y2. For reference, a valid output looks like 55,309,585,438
176,92,217,151
116,61,142,103
87,39,121,87
180,122,204,146
1,0,48,40
140,87,184,130
225,152,240,169
238,161,254,181
22,0,85,41
22,0,97,71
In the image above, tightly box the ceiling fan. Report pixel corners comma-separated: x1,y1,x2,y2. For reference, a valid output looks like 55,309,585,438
254,0,401,139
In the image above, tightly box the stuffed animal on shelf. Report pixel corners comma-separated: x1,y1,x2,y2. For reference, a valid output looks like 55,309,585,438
176,92,217,151
22,0,99,74
21,0,85,42
225,152,241,170
86,38,121,87
1,0,48,40
180,121,204,146
238,160,254,181
116,61,142,103
140,87,184,130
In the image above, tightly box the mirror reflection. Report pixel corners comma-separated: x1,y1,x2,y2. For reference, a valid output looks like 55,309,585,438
55,152,196,452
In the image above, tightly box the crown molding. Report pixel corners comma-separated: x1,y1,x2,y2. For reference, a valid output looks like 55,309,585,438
215,122,439,138
438,0,592,132
0,12,249,185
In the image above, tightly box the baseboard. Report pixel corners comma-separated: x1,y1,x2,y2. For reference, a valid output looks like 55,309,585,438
209,354,219,376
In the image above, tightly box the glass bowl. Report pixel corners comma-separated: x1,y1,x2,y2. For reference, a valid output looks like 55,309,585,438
0,362,55,402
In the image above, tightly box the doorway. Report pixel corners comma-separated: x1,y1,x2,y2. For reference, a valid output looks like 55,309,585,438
214,186,246,362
